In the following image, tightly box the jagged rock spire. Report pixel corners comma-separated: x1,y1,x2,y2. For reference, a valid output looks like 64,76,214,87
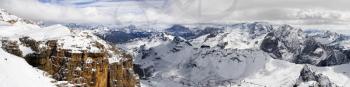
294,65,338,87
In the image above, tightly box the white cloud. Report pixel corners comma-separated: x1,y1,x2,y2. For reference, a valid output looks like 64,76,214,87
0,0,116,24
1,0,350,25
166,0,350,25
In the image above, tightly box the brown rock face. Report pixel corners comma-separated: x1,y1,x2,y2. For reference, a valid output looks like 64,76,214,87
1,39,22,57
19,36,40,52
2,39,139,87
109,53,140,87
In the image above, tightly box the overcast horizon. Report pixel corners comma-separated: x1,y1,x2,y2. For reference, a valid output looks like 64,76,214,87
1,0,350,27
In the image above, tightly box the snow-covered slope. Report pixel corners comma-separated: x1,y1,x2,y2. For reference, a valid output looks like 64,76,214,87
0,46,55,87
0,22,121,62
132,37,271,86
0,8,57,87
0,9,34,25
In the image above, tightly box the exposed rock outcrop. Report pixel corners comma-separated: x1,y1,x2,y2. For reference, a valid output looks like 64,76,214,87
1,39,22,57
260,24,305,60
294,65,337,87
295,38,350,66
109,54,139,87
19,36,40,52
260,24,350,66
1,36,139,87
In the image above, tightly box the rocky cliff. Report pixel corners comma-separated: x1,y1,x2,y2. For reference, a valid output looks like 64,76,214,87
0,8,140,87
1,34,139,87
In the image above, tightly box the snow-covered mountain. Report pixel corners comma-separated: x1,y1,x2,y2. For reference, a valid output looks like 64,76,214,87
71,22,350,87
91,22,350,65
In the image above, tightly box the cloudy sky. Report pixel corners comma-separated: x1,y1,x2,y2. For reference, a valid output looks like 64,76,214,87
1,0,350,26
